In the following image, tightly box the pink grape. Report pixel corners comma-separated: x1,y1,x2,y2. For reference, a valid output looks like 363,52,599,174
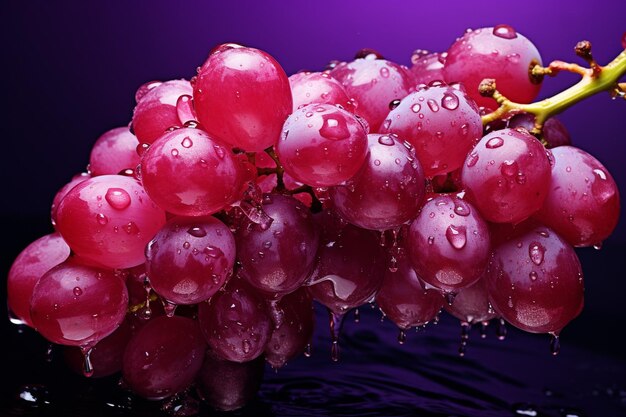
198,277,272,362
486,224,584,334
145,215,236,305
30,259,128,347
329,133,425,230
507,114,571,148
55,175,166,269
409,50,447,85
376,251,445,329
122,316,205,399
330,56,413,131
63,317,133,378
307,215,385,314
7,233,70,327
140,127,244,216
193,45,292,151
407,194,491,293
131,79,193,144
88,127,140,176
443,25,543,109
50,173,90,227
197,352,265,412
380,83,483,178
444,275,497,324
236,194,319,296
276,103,369,187
461,128,551,224
533,146,620,247
265,288,315,368
289,71,356,112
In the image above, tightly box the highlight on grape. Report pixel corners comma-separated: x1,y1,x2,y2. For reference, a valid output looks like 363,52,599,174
6,24,625,413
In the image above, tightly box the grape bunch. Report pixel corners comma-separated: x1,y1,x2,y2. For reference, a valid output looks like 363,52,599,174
6,24,624,412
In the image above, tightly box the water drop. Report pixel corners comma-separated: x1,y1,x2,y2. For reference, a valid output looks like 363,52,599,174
529,271,538,281
445,292,457,306
73,287,83,296
501,160,518,177
528,242,545,265
105,188,131,210
123,222,140,235
427,99,439,112
397,329,407,344
389,99,401,110
182,241,191,250
496,318,507,340
205,246,221,258
96,213,108,225
354,308,360,323
162,299,177,317
460,123,469,136
242,340,252,354
374,159,381,166
453,200,471,216
549,332,560,356
446,225,467,249
213,145,225,159
441,92,459,110
428,236,435,245
171,149,179,157
458,321,470,356
379,67,390,78
328,309,344,362
486,137,504,149
466,152,479,167
82,347,94,377
181,137,193,148
187,226,207,237
493,24,517,39
377,135,394,146
319,113,350,140
593,242,603,250
480,321,488,338
411,103,421,113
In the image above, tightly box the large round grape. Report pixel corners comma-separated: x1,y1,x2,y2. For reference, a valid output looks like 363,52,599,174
131,79,193,144
193,45,292,151
307,215,385,314
330,57,413,131
122,316,205,400
236,194,319,296
289,71,355,112
88,127,140,176
145,216,236,304
444,275,497,324
55,175,166,269
486,225,584,334
461,128,551,224
329,133,426,230
380,83,483,177
533,146,620,247
7,233,70,327
276,103,368,187
407,194,490,292
198,278,272,363
443,25,543,109
30,259,128,347
376,253,444,329
140,127,244,216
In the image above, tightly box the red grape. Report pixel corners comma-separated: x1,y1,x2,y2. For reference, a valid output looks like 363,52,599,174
131,79,193,144
461,128,551,224
443,25,543,109
381,83,483,177
88,127,140,176
30,259,128,347
140,127,244,216
236,194,319,296
289,71,356,112
276,103,369,187
330,56,413,131
407,194,491,293
444,275,497,324
198,278,272,362
50,173,90,227
329,133,426,230
122,316,205,399
486,224,584,334
145,215,236,305
409,50,446,85
7,233,70,327
193,45,292,151
55,175,166,269
533,146,620,247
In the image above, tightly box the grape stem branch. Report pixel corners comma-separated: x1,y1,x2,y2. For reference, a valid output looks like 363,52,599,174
481,42,626,136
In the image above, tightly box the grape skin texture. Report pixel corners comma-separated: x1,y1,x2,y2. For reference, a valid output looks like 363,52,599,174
193,46,292,152
7,233,70,327
140,127,243,217
236,194,319,296
122,316,205,400
145,216,236,305
330,133,426,231
276,103,369,187
533,146,620,247
486,225,584,334
461,128,551,224
443,25,543,109
55,175,166,269
30,259,129,347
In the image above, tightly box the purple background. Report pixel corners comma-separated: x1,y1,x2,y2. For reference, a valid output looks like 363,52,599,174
0,2,625,415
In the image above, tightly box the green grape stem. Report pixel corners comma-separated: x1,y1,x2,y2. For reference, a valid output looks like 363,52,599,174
481,42,626,135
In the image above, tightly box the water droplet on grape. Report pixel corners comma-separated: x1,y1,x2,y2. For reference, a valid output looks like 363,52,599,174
105,188,131,210
96,213,108,225
446,225,467,249
181,137,193,148
389,99,401,110
73,287,83,296
529,271,538,281
187,226,207,237
486,137,504,149
466,152,479,167
528,242,545,265
492,24,517,39
377,135,394,146
411,103,421,113
171,149,179,157
453,200,471,216
82,347,94,377
501,160,518,177
123,222,140,235
319,113,350,141
397,329,407,344
427,99,439,112
441,92,459,110
549,332,560,356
